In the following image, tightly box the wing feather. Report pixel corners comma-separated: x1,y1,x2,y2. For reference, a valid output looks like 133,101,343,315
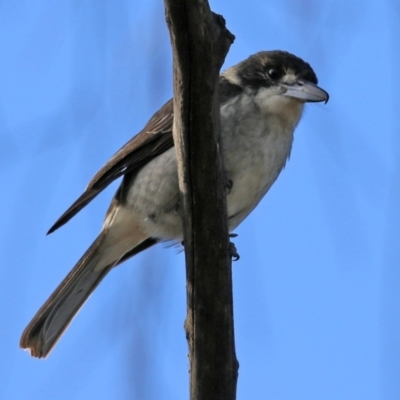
48,100,173,234
47,76,243,235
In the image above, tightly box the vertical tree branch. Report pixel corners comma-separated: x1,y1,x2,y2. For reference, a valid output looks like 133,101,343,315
164,1,237,399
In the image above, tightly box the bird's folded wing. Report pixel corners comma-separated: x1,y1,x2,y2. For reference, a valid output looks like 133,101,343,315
47,100,174,234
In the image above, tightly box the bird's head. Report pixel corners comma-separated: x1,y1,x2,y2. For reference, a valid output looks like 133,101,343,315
224,50,328,103
222,51,329,126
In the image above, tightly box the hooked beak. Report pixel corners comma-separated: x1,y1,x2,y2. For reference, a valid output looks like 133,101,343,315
281,80,329,104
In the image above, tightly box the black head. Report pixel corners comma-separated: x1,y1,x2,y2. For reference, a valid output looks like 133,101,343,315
237,50,318,88
221,50,328,104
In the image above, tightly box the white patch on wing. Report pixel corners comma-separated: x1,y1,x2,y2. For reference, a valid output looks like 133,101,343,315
97,205,148,270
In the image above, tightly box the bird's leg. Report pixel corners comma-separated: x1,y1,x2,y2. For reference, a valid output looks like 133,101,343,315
226,178,233,195
182,233,240,260
229,233,240,261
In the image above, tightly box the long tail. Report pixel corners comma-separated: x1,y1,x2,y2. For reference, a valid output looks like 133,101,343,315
20,227,156,358
20,233,115,358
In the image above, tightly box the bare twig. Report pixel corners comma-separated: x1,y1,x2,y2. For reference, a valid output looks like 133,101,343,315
164,1,237,399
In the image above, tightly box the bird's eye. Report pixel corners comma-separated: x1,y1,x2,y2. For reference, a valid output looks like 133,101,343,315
267,67,282,80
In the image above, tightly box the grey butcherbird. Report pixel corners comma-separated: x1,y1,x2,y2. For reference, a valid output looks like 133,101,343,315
20,50,329,358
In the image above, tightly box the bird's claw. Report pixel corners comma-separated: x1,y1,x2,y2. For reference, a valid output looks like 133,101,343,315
226,179,233,195
229,241,240,261
182,234,240,260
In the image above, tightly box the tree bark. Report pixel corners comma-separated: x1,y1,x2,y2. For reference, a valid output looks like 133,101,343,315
164,1,237,399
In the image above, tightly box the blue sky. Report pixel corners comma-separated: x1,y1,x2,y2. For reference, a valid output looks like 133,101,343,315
1,1,399,399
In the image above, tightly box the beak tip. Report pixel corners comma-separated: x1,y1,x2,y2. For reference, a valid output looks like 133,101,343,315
323,91,330,104
282,81,330,104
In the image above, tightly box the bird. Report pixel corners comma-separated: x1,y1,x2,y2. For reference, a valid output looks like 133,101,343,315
20,50,329,358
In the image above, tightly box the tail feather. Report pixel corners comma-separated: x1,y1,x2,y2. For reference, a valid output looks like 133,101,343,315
21,204,151,358
20,234,114,358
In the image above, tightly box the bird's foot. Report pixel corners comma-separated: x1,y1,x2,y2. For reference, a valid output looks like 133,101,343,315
182,234,239,260
226,179,233,195
229,233,240,261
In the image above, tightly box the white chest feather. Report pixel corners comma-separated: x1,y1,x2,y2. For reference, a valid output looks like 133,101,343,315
220,89,304,228
126,88,305,240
